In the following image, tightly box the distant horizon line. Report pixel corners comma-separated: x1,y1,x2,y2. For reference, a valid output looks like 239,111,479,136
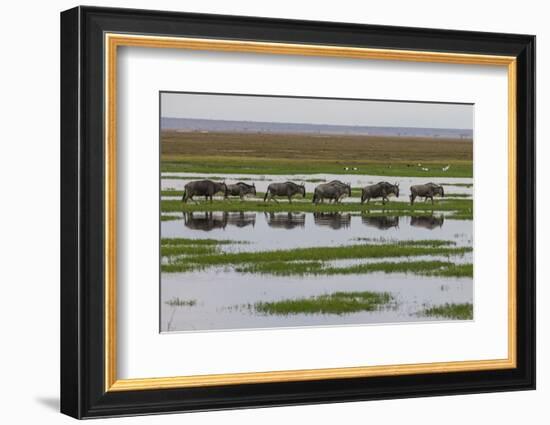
160,116,473,132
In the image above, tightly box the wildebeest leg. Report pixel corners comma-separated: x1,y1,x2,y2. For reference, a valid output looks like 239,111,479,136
288,195,292,204
410,194,415,205
430,196,434,205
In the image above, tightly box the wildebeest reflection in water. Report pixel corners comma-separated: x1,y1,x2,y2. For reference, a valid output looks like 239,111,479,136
183,212,227,231
313,212,351,229
410,214,445,229
362,215,400,230
264,212,306,229
183,211,256,230
226,212,256,228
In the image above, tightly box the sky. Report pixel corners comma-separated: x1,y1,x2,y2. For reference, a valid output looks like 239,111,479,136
161,92,473,130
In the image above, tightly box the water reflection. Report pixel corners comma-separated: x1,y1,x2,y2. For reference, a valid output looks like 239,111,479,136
313,212,351,229
183,211,256,231
410,215,445,230
362,215,399,230
264,212,306,229
181,212,448,232
183,212,227,231
226,212,256,228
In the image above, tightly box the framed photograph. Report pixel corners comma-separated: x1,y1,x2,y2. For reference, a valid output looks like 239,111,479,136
60,6,535,419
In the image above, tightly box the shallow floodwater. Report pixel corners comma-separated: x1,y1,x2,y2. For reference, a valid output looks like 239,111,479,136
160,172,473,332
161,271,472,332
162,172,473,201
162,212,472,251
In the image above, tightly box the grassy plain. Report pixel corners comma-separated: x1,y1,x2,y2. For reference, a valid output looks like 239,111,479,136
161,131,473,178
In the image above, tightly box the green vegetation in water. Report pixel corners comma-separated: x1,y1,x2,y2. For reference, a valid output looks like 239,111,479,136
165,297,197,307
162,198,472,216
440,183,473,188
162,241,472,273
253,291,393,315
445,193,471,198
161,215,181,221
236,260,472,278
421,303,473,320
161,237,246,257
161,237,238,246
352,239,456,247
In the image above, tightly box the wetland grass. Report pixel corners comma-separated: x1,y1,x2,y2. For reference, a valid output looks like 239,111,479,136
253,291,393,315
161,242,472,273
421,303,473,320
162,198,473,217
236,260,473,278
165,297,197,307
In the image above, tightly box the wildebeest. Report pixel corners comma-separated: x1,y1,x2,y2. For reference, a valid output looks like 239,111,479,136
264,212,306,229
313,212,351,229
225,182,257,200
361,215,400,230
183,212,227,231
263,182,305,203
410,214,445,229
181,180,227,203
409,182,444,205
360,182,399,204
312,180,351,204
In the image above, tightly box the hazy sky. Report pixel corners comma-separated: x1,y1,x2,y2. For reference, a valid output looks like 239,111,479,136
161,92,473,130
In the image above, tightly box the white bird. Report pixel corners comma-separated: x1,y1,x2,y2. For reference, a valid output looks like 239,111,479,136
421,167,429,171
344,167,350,171
442,164,451,172
352,167,358,171
417,163,422,167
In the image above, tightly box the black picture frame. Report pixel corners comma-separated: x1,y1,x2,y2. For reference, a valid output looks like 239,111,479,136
61,5,535,419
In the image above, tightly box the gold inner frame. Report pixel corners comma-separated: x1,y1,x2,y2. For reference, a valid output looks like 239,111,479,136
104,33,517,392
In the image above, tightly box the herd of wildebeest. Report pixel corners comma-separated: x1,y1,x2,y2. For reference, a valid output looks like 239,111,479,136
180,179,445,205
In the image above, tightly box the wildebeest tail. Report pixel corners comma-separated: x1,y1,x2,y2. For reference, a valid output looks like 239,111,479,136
263,190,269,202
181,190,187,202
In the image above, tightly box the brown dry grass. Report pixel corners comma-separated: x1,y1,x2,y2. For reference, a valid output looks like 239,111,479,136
161,131,473,163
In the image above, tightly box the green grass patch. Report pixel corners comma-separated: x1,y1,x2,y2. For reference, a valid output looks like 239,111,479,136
445,193,471,198
236,260,473,278
162,198,472,215
161,238,237,246
161,237,246,258
162,242,472,273
165,297,197,307
161,158,472,178
253,291,393,315
161,215,181,221
352,239,456,247
440,183,473,188
421,303,473,320
161,245,219,257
